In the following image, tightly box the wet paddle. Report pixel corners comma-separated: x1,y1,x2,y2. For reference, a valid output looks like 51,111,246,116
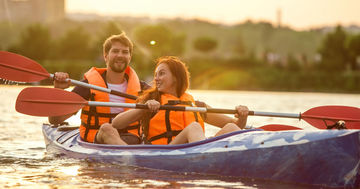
0,51,137,100
16,87,360,129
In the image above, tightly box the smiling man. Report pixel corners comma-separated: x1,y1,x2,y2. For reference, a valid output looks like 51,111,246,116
48,33,149,145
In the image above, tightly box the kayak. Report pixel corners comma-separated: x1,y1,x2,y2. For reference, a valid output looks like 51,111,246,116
42,123,360,188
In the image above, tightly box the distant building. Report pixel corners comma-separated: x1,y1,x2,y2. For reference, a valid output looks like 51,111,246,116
0,0,65,23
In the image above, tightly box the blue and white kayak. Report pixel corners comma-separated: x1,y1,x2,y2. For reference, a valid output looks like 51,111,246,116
42,124,360,188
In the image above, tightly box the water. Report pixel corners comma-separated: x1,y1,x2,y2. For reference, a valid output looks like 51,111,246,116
0,85,359,188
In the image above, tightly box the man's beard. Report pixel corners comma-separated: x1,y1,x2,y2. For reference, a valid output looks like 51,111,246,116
109,58,129,73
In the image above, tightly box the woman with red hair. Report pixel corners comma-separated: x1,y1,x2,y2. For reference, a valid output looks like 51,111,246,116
111,56,249,145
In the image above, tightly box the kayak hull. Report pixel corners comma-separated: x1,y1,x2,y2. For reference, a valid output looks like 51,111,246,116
42,124,360,187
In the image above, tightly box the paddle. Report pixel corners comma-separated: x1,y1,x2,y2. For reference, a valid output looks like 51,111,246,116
16,87,360,129
257,124,302,131
16,87,240,117
0,51,137,100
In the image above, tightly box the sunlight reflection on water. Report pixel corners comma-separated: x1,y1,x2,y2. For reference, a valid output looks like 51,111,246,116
0,85,358,188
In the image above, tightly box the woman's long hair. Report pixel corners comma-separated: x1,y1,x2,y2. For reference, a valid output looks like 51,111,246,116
138,56,190,141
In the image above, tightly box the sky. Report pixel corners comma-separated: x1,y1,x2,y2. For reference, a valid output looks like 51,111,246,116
65,0,360,30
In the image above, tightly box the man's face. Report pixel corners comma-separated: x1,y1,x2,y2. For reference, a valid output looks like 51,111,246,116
104,42,131,73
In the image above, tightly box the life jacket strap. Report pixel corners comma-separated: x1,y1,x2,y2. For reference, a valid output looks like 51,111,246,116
81,110,118,118
83,93,96,141
147,130,182,143
117,123,141,133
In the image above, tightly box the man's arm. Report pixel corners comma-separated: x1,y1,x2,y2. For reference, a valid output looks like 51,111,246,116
48,72,90,125
48,112,77,125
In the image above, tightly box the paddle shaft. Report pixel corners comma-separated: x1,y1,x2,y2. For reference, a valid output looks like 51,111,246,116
89,101,209,112
21,97,360,125
87,101,301,118
49,74,138,100
17,87,360,130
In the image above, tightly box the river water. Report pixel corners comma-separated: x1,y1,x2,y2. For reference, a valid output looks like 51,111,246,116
0,85,358,188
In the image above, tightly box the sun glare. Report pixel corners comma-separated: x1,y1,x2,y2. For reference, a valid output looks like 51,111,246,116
58,166,80,176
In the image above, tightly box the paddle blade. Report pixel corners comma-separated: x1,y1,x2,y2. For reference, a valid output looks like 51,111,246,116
302,106,360,129
0,51,50,82
258,124,302,131
16,87,86,116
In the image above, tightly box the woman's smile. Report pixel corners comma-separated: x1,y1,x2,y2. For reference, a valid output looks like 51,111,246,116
154,63,177,96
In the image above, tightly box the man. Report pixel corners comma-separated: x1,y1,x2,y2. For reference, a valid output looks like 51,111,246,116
49,33,149,145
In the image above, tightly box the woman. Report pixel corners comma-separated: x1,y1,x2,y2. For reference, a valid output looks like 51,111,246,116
111,56,249,145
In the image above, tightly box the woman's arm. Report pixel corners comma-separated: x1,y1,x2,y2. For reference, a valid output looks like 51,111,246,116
112,99,160,129
111,109,146,129
205,113,236,128
204,104,249,129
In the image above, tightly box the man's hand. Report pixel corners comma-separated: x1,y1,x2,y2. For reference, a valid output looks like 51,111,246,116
54,72,71,89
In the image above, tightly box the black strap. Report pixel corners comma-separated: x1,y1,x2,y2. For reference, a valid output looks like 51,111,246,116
81,121,101,130
82,110,118,118
117,123,141,133
167,100,193,106
165,110,172,143
82,121,140,134
83,93,96,140
148,130,182,143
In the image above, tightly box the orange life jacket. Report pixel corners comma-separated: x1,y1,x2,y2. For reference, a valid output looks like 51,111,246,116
80,66,141,142
145,93,205,145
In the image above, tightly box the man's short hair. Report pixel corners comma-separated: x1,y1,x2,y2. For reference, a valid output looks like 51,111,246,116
103,32,133,55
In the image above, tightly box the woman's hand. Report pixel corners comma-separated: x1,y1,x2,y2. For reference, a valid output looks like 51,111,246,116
54,72,71,89
145,99,160,113
234,105,249,129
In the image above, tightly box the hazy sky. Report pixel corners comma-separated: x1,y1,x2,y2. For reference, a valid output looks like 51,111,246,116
65,0,360,30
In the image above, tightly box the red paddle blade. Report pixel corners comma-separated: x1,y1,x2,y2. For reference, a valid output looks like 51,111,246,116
16,87,86,116
0,51,50,82
258,124,302,131
302,106,360,129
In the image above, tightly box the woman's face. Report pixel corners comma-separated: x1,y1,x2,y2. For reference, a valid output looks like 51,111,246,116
154,63,177,96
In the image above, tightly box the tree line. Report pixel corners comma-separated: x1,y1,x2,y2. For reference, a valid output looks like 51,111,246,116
2,19,360,92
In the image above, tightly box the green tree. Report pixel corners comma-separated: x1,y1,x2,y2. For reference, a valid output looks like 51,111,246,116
92,21,123,59
286,54,301,71
232,34,246,56
348,34,360,70
134,24,185,57
193,36,218,53
260,22,274,50
318,25,348,71
170,33,186,55
8,23,52,60
56,26,92,60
